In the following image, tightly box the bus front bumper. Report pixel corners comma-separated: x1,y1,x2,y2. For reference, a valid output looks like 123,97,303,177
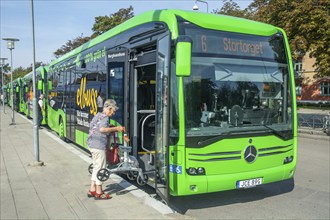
174,164,296,196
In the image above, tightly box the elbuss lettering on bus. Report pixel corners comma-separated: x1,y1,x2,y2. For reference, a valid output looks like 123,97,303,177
223,38,264,56
76,77,98,115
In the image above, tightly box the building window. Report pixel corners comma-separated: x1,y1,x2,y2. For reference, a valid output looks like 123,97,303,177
294,61,303,77
294,62,302,72
296,85,302,96
320,82,330,96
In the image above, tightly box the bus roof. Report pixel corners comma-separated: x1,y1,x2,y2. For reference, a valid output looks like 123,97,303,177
50,9,279,66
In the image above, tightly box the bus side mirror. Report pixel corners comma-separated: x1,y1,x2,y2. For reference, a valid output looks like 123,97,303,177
48,81,52,90
38,80,43,90
176,36,192,77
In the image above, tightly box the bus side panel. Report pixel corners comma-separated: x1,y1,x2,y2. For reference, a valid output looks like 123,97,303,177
47,106,57,130
169,145,208,196
75,130,88,149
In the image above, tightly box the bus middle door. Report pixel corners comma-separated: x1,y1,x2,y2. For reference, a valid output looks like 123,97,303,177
64,67,75,141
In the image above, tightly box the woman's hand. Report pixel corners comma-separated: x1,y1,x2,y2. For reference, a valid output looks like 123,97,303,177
116,126,126,132
123,135,130,143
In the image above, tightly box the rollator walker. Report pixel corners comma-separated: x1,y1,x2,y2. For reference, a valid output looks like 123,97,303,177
88,134,149,186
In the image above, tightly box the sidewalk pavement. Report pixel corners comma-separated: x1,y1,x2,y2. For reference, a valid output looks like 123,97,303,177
0,106,180,220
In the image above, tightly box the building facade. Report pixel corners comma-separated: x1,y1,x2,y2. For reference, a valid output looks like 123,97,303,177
294,52,330,105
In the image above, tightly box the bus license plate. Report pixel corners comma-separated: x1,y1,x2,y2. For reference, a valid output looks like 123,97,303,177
237,178,262,188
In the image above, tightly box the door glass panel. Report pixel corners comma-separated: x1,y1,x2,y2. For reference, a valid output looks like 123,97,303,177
155,34,170,200
108,51,126,125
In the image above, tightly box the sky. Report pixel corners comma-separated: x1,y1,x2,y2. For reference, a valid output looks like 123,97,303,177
0,0,252,69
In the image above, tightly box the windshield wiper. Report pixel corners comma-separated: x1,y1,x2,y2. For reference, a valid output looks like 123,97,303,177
197,134,224,146
196,125,292,146
197,130,252,146
262,124,291,139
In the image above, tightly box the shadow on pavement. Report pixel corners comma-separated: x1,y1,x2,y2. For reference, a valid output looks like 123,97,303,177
169,178,295,214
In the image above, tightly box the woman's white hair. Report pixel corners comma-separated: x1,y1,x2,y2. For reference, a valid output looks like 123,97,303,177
103,99,118,111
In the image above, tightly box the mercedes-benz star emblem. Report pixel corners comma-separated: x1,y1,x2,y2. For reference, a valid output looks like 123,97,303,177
244,145,257,163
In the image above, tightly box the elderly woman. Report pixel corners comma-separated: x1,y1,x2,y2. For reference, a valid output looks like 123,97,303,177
87,99,125,200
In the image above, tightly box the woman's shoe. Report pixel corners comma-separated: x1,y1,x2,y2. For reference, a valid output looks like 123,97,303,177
87,190,97,198
94,192,112,200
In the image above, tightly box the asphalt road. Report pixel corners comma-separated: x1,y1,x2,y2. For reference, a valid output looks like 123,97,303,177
168,136,330,219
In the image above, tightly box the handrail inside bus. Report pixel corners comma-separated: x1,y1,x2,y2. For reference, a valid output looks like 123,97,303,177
137,109,155,114
140,112,156,165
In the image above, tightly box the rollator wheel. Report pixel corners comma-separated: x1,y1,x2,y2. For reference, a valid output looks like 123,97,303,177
136,174,148,186
97,168,111,182
88,163,93,174
126,171,138,181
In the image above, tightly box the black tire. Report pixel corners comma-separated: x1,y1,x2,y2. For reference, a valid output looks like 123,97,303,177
88,163,93,174
97,168,111,182
126,171,138,181
136,174,148,186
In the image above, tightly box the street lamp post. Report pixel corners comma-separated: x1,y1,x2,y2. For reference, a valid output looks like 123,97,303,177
2,38,19,125
0,58,8,113
29,0,43,166
193,0,209,13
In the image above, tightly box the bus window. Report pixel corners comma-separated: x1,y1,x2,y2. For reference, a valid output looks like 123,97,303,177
182,29,293,142
109,64,124,124
86,72,97,81
137,65,156,110
58,71,64,87
75,72,82,84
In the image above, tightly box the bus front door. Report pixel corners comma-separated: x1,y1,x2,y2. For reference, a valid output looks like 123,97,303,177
107,50,126,129
155,34,170,202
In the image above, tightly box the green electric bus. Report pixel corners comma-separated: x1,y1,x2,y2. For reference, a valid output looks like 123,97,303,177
12,78,23,112
5,78,23,112
2,85,7,104
6,83,11,107
22,66,48,124
47,9,297,201
5,82,11,107
22,71,33,117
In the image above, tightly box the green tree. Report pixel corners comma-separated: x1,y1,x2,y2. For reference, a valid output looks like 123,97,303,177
54,34,91,58
10,62,45,81
92,6,134,36
53,6,134,58
213,0,251,18
13,67,30,80
248,0,330,77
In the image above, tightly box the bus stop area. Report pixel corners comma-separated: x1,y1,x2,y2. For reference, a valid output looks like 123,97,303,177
1,105,329,220
0,106,176,220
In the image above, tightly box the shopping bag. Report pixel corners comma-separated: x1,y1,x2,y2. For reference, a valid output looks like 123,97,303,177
106,132,120,165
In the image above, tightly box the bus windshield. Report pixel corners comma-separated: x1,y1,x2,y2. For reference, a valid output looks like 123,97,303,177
182,27,293,141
